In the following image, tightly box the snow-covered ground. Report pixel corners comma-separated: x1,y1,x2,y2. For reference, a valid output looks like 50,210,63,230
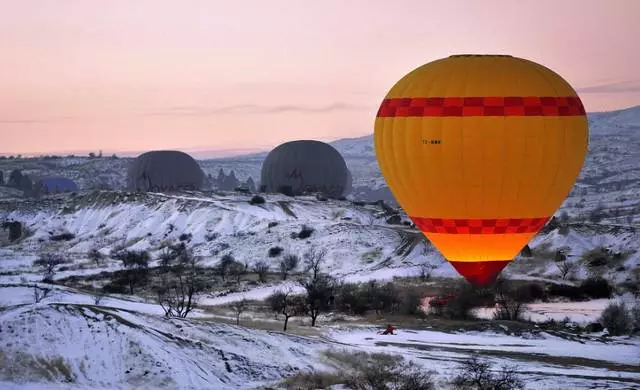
0,286,327,390
327,327,640,389
2,283,639,390
474,295,639,324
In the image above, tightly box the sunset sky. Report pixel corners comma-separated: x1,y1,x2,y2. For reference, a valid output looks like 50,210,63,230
2,0,639,157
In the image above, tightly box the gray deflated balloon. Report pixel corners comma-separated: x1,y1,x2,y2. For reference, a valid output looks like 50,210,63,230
260,140,350,198
127,150,205,192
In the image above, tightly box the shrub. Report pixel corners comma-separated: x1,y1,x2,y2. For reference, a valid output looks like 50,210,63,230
385,215,401,225
268,246,284,257
558,225,570,236
205,232,220,242
267,290,307,331
632,303,640,333
228,261,247,284
556,260,578,280
398,287,426,316
600,302,633,336
581,247,610,268
333,282,371,316
579,277,613,299
253,261,269,283
279,254,299,280
178,233,192,242
102,279,129,294
110,250,150,294
249,195,265,205
217,254,236,281
547,284,585,301
49,232,76,241
451,355,524,390
297,225,314,239
429,283,483,320
92,293,105,305
268,221,279,228
514,282,546,303
88,248,104,266
33,286,52,303
33,253,70,282
321,350,436,390
493,299,526,321
281,372,343,390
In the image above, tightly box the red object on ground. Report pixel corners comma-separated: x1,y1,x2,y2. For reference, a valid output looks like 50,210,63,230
382,324,395,335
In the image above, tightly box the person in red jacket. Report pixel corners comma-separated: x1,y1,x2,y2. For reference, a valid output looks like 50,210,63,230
381,324,395,335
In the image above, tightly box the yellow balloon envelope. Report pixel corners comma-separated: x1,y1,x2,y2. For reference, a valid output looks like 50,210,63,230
374,55,589,286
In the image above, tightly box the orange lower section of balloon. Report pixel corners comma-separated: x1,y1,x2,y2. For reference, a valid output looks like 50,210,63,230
411,216,547,286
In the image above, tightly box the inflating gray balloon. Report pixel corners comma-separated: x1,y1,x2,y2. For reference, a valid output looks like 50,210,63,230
260,140,350,198
127,150,205,192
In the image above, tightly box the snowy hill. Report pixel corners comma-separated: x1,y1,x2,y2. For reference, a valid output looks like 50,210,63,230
588,105,640,135
1,190,638,288
0,285,326,390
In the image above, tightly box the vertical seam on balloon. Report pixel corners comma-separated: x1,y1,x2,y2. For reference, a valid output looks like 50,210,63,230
390,90,406,211
425,60,446,227
429,61,452,256
525,59,567,212
461,57,473,259
403,75,420,219
496,56,508,221
387,109,402,210
528,63,559,215
510,59,527,217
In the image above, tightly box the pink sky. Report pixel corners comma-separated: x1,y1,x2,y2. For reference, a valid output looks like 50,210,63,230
1,0,639,157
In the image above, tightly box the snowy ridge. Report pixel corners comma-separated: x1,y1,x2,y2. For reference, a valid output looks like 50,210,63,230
1,190,639,287
0,286,325,390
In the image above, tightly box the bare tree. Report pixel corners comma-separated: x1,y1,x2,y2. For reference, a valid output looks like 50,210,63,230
217,254,235,281
556,260,578,280
228,261,246,285
493,277,528,321
111,250,150,294
299,248,334,327
303,248,327,280
33,286,52,303
230,298,249,325
88,248,104,267
452,356,524,390
33,253,69,282
266,290,305,332
155,248,205,318
253,261,269,283
419,263,438,281
92,292,105,305
279,254,299,280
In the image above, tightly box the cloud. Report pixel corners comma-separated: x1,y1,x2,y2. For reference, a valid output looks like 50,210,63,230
576,80,640,94
146,102,371,117
0,116,74,124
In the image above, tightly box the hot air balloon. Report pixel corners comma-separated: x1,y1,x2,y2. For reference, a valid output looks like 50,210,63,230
374,55,588,287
